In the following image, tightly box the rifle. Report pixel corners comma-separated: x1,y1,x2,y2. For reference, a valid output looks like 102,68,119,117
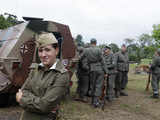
101,76,107,111
145,71,151,91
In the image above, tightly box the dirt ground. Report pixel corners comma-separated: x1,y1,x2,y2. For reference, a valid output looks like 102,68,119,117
0,107,21,120
59,68,160,120
58,90,160,120
0,68,160,120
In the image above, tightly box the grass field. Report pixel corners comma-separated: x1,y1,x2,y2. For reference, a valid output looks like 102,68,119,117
140,59,152,65
0,64,159,120
128,63,151,93
59,64,160,120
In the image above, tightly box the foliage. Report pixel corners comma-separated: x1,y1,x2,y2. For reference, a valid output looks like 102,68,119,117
137,34,156,59
98,44,106,49
138,33,154,47
140,59,152,65
127,44,141,62
124,38,135,46
108,43,119,53
143,46,156,59
75,34,85,47
152,24,160,46
0,14,18,29
124,32,157,61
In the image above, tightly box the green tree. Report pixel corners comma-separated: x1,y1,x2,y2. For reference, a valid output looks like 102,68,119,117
108,43,119,53
134,33,156,59
127,44,141,62
124,38,135,46
98,44,106,49
75,34,85,47
0,13,17,29
143,46,157,58
152,24,160,46
138,33,154,47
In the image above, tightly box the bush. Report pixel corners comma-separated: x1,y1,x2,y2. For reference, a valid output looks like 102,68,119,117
129,54,141,63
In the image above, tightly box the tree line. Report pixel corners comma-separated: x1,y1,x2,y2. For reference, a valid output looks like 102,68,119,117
75,25,160,63
0,13,160,62
0,13,20,29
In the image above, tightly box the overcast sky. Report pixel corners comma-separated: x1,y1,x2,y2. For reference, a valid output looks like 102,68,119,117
1,0,160,45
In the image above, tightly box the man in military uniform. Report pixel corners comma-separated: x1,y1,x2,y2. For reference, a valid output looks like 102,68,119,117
76,46,89,102
150,48,160,98
114,44,129,97
16,32,69,120
103,45,116,102
82,39,108,108
75,46,84,97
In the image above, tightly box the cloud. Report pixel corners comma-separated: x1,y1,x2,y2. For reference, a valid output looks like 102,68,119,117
0,0,160,45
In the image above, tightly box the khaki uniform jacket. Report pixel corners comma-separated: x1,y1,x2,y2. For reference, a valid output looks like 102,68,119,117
19,59,69,120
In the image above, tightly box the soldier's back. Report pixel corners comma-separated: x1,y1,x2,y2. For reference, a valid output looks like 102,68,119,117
85,46,102,63
83,46,106,72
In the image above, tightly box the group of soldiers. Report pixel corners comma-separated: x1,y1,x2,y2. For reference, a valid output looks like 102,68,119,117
75,39,129,108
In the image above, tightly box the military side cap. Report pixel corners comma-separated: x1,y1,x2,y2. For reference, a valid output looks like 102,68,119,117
90,38,97,43
104,45,111,50
36,32,58,47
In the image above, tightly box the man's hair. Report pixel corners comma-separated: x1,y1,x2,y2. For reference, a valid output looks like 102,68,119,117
90,38,97,44
121,44,126,48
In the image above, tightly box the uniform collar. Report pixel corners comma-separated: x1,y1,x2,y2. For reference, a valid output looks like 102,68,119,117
39,59,58,70
91,45,96,48
38,59,67,73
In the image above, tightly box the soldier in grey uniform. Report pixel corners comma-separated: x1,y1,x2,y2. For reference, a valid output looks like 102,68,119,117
103,45,116,102
114,44,129,97
75,47,84,96
150,48,160,98
82,39,108,108
76,47,89,102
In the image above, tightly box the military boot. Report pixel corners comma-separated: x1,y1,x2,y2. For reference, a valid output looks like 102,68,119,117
105,95,114,102
93,97,102,108
105,95,109,100
79,95,88,103
108,96,115,102
120,91,128,96
115,90,120,98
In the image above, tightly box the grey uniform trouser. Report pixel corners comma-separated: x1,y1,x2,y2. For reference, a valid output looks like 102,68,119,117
89,71,104,97
78,73,89,96
151,73,160,94
115,71,128,92
106,74,115,98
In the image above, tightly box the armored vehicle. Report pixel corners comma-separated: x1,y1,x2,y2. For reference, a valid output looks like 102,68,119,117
0,17,76,106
